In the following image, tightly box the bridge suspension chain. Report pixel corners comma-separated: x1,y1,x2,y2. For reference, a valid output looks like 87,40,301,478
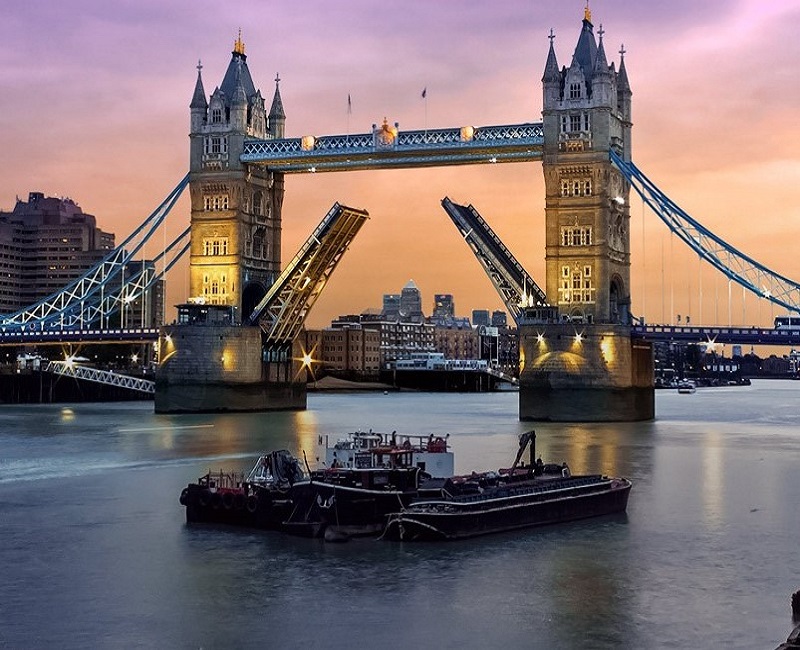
611,151,800,316
0,175,189,332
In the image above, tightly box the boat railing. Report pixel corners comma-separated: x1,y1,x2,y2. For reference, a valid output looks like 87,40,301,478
199,469,247,491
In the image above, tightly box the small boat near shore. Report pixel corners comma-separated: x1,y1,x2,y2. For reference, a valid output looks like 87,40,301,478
677,380,697,394
381,431,632,541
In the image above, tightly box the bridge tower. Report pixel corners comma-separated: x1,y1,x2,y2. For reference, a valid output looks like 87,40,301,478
519,8,653,421
155,34,304,414
188,33,285,321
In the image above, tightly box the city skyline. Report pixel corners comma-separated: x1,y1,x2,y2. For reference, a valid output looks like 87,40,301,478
1,0,799,328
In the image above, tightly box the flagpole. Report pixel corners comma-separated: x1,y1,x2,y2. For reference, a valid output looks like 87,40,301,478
422,86,428,137
347,93,351,139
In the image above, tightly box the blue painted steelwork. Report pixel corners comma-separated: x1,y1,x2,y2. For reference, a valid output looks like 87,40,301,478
45,360,155,394
241,123,544,172
0,176,189,334
611,151,800,315
632,324,800,347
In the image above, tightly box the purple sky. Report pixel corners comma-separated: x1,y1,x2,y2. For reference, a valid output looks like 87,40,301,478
1,0,799,326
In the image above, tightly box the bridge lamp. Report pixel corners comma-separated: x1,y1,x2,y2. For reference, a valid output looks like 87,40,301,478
131,353,138,364
301,135,315,151
164,334,172,344
64,354,75,369
301,352,314,368
489,156,497,164
762,289,771,298
309,166,317,173
574,333,583,344
613,196,624,205
536,333,545,344
460,126,474,142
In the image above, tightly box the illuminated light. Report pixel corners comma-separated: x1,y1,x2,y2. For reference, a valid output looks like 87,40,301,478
301,353,313,368
460,125,475,142
301,135,315,151
165,335,172,343
536,333,545,344
64,355,75,369
309,166,316,173
600,337,615,363
574,333,583,343
489,156,498,163
613,196,624,205
762,289,771,298
131,354,138,363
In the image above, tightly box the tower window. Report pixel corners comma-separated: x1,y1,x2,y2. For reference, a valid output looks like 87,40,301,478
202,237,230,256
569,83,581,99
570,114,581,132
558,265,595,305
203,194,229,211
211,108,222,124
561,226,592,247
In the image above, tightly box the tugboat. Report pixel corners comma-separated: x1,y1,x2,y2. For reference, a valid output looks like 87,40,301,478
381,431,632,541
179,450,304,529
282,431,455,539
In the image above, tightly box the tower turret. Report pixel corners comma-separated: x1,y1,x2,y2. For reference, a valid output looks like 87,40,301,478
187,31,283,320
542,30,562,108
269,74,286,138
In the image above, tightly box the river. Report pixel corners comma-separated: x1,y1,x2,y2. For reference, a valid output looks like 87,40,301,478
1,380,799,649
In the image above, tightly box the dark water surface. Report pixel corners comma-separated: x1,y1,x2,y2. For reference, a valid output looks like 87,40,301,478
2,381,799,649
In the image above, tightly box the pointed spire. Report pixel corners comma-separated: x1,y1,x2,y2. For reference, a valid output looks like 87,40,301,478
269,73,285,120
190,59,208,109
593,24,610,76
542,28,561,83
618,44,631,91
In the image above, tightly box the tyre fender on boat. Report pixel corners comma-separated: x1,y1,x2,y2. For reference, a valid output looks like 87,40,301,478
179,487,189,506
211,492,223,509
246,494,258,513
234,493,246,511
222,492,235,510
198,490,211,508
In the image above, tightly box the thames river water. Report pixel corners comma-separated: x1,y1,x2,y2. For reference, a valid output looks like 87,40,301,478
2,380,799,649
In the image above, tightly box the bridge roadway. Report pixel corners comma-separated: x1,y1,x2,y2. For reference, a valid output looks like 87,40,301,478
240,123,544,172
632,324,800,347
0,327,159,346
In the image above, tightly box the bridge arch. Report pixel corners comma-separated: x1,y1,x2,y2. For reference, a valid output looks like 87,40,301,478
242,281,267,319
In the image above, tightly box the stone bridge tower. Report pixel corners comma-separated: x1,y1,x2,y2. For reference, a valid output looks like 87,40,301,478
541,6,632,324
519,8,653,422
188,33,286,322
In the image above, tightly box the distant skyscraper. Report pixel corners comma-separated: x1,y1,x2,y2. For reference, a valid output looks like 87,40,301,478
491,310,508,328
433,294,454,320
400,279,423,322
382,294,400,319
472,309,490,327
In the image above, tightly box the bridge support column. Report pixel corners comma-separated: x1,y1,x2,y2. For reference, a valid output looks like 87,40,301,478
155,324,306,414
518,323,653,422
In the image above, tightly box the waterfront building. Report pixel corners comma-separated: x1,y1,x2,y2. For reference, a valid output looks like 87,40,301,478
320,324,380,377
433,321,480,360
0,192,114,314
0,192,164,327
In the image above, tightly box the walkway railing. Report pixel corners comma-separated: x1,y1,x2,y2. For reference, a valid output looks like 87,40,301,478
45,361,155,394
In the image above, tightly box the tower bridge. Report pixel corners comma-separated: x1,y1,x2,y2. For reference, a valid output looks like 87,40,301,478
5,8,800,416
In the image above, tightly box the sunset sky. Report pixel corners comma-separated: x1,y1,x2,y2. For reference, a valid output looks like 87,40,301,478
1,0,799,328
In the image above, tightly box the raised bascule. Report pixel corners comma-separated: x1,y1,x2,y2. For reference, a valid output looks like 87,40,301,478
12,8,799,416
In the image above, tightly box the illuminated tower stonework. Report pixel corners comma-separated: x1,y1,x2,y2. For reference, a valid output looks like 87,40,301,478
541,9,632,324
519,9,653,422
189,33,286,321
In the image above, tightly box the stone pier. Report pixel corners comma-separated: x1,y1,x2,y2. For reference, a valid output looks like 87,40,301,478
519,323,654,421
